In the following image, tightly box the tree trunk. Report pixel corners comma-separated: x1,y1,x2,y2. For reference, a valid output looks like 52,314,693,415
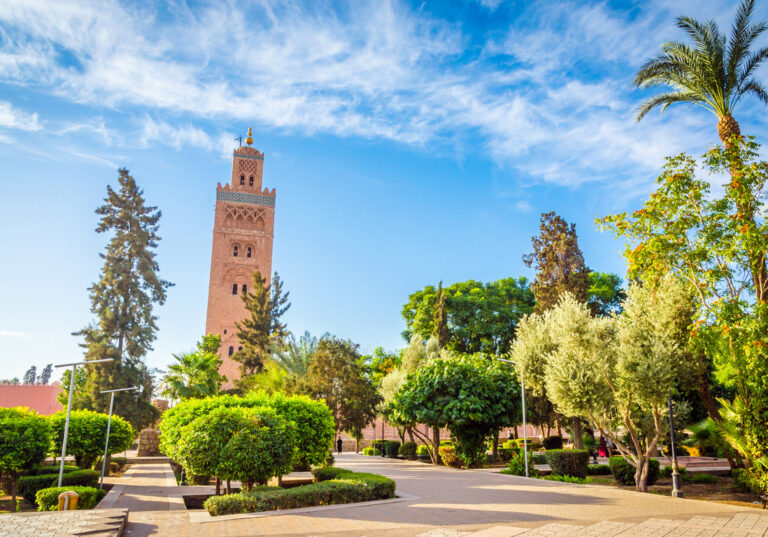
215,477,220,496
11,478,17,513
433,428,441,465
407,427,415,443
491,431,499,461
635,456,650,493
226,479,231,494
572,418,583,449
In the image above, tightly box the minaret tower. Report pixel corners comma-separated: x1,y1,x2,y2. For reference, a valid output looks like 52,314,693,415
205,127,276,384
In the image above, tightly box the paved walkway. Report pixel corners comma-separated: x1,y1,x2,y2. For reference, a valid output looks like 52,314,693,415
104,454,766,537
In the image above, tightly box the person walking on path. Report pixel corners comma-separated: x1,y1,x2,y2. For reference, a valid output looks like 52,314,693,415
337,437,343,454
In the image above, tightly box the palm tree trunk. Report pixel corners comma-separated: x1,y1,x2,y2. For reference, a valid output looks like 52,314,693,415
718,114,768,302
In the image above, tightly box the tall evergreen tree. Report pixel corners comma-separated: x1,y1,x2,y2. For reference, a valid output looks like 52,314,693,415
523,211,590,448
432,281,449,348
37,364,53,385
74,168,172,430
523,212,590,313
234,271,291,382
22,366,36,385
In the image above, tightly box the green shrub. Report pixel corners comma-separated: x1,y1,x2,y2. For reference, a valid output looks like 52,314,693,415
32,465,78,475
733,468,762,494
501,440,518,450
660,465,673,478
587,464,611,475
545,450,589,479
111,457,128,470
498,448,514,462
438,445,461,468
187,474,211,485
0,407,51,510
532,454,547,465
502,450,535,476
362,447,376,456
608,456,660,486
61,470,99,488
18,474,55,503
682,472,718,484
385,441,400,458
416,445,430,457
35,486,106,511
543,436,563,450
203,471,396,516
399,442,417,460
312,467,352,482
542,474,587,484
439,440,454,447
49,410,134,469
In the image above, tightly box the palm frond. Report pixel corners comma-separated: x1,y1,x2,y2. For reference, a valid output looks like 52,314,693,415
636,92,706,121
740,78,768,104
738,47,768,87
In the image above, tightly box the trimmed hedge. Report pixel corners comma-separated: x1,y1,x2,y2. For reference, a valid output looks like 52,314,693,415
608,456,659,486
384,441,400,458
362,447,376,456
61,470,99,488
18,474,56,503
312,467,352,482
204,471,395,516
35,486,106,511
545,450,589,479
532,454,547,465
587,464,611,475
32,465,78,475
416,445,430,457
542,474,587,484
399,442,417,460
543,436,563,450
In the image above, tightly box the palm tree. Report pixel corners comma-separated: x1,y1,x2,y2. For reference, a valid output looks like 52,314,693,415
635,0,768,148
162,350,226,400
635,0,768,302
271,330,319,378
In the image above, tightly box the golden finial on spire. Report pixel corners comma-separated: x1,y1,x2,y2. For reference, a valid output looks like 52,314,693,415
245,126,253,146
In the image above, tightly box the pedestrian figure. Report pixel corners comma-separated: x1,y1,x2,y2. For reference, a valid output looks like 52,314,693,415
337,437,343,454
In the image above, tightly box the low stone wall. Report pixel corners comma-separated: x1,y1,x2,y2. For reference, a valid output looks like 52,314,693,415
137,428,161,456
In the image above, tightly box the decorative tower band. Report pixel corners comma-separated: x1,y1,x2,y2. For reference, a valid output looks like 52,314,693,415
205,128,276,386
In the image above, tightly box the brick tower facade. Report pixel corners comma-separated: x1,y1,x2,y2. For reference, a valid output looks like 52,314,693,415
205,128,275,384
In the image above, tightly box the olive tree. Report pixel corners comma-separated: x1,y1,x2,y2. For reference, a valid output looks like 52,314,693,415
512,277,695,491
0,408,51,511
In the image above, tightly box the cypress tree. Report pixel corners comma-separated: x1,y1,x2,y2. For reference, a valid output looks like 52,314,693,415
432,281,449,348
74,168,173,430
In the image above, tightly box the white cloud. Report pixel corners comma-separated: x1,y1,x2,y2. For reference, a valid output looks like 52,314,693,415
0,0,753,188
0,329,34,338
0,101,42,131
513,200,533,213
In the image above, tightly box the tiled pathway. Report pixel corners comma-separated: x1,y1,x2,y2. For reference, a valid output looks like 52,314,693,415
102,455,768,537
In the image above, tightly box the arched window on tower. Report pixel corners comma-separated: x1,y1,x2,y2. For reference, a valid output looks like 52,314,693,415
249,176,254,187
238,346,243,351
242,284,247,294
233,245,239,257
240,174,245,185
246,246,252,258
232,283,238,295
228,346,234,356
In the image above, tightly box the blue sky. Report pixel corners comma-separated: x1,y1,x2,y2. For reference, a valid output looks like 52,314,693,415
2,0,768,382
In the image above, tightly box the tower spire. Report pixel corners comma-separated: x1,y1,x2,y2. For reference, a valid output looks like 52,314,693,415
246,126,253,146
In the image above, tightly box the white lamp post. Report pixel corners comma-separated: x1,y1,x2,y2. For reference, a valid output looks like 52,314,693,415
54,359,113,487
99,386,139,488
497,358,528,477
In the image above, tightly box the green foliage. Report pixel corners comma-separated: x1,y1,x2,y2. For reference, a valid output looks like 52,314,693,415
35,486,105,511
18,475,56,503
234,271,290,380
544,450,590,479
543,436,563,450
311,467,352,482
159,393,334,471
384,441,400,458
362,346,402,387
587,272,626,317
298,336,380,439
532,454,547,465
0,407,51,511
74,168,171,431
439,445,462,468
401,278,535,355
273,331,319,379
392,355,521,469
523,211,589,313
177,405,295,491
609,457,660,487
733,467,762,494
587,464,611,476
49,410,134,469
682,472,718,484
399,441,417,460
32,465,78,475
416,445,430,457
542,474,588,484
599,140,768,492
502,450,536,476
362,447,376,456
204,471,395,516
162,334,226,400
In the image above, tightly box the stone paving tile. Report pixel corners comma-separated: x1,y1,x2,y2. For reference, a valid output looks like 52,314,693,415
0,508,127,537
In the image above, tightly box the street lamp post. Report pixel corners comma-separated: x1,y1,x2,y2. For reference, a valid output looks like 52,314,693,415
54,359,113,487
498,358,528,478
668,390,684,498
99,386,139,489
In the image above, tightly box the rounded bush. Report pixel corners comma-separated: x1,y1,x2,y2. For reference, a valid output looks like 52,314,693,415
312,467,352,482
416,445,430,459
438,445,461,468
384,441,400,458
544,449,590,478
399,442,417,460
0,408,51,482
587,464,611,475
608,456,659,486
543,436,563,450
35,486,105,511
362,447,376,456
18,474,56,503
49,410,134,469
